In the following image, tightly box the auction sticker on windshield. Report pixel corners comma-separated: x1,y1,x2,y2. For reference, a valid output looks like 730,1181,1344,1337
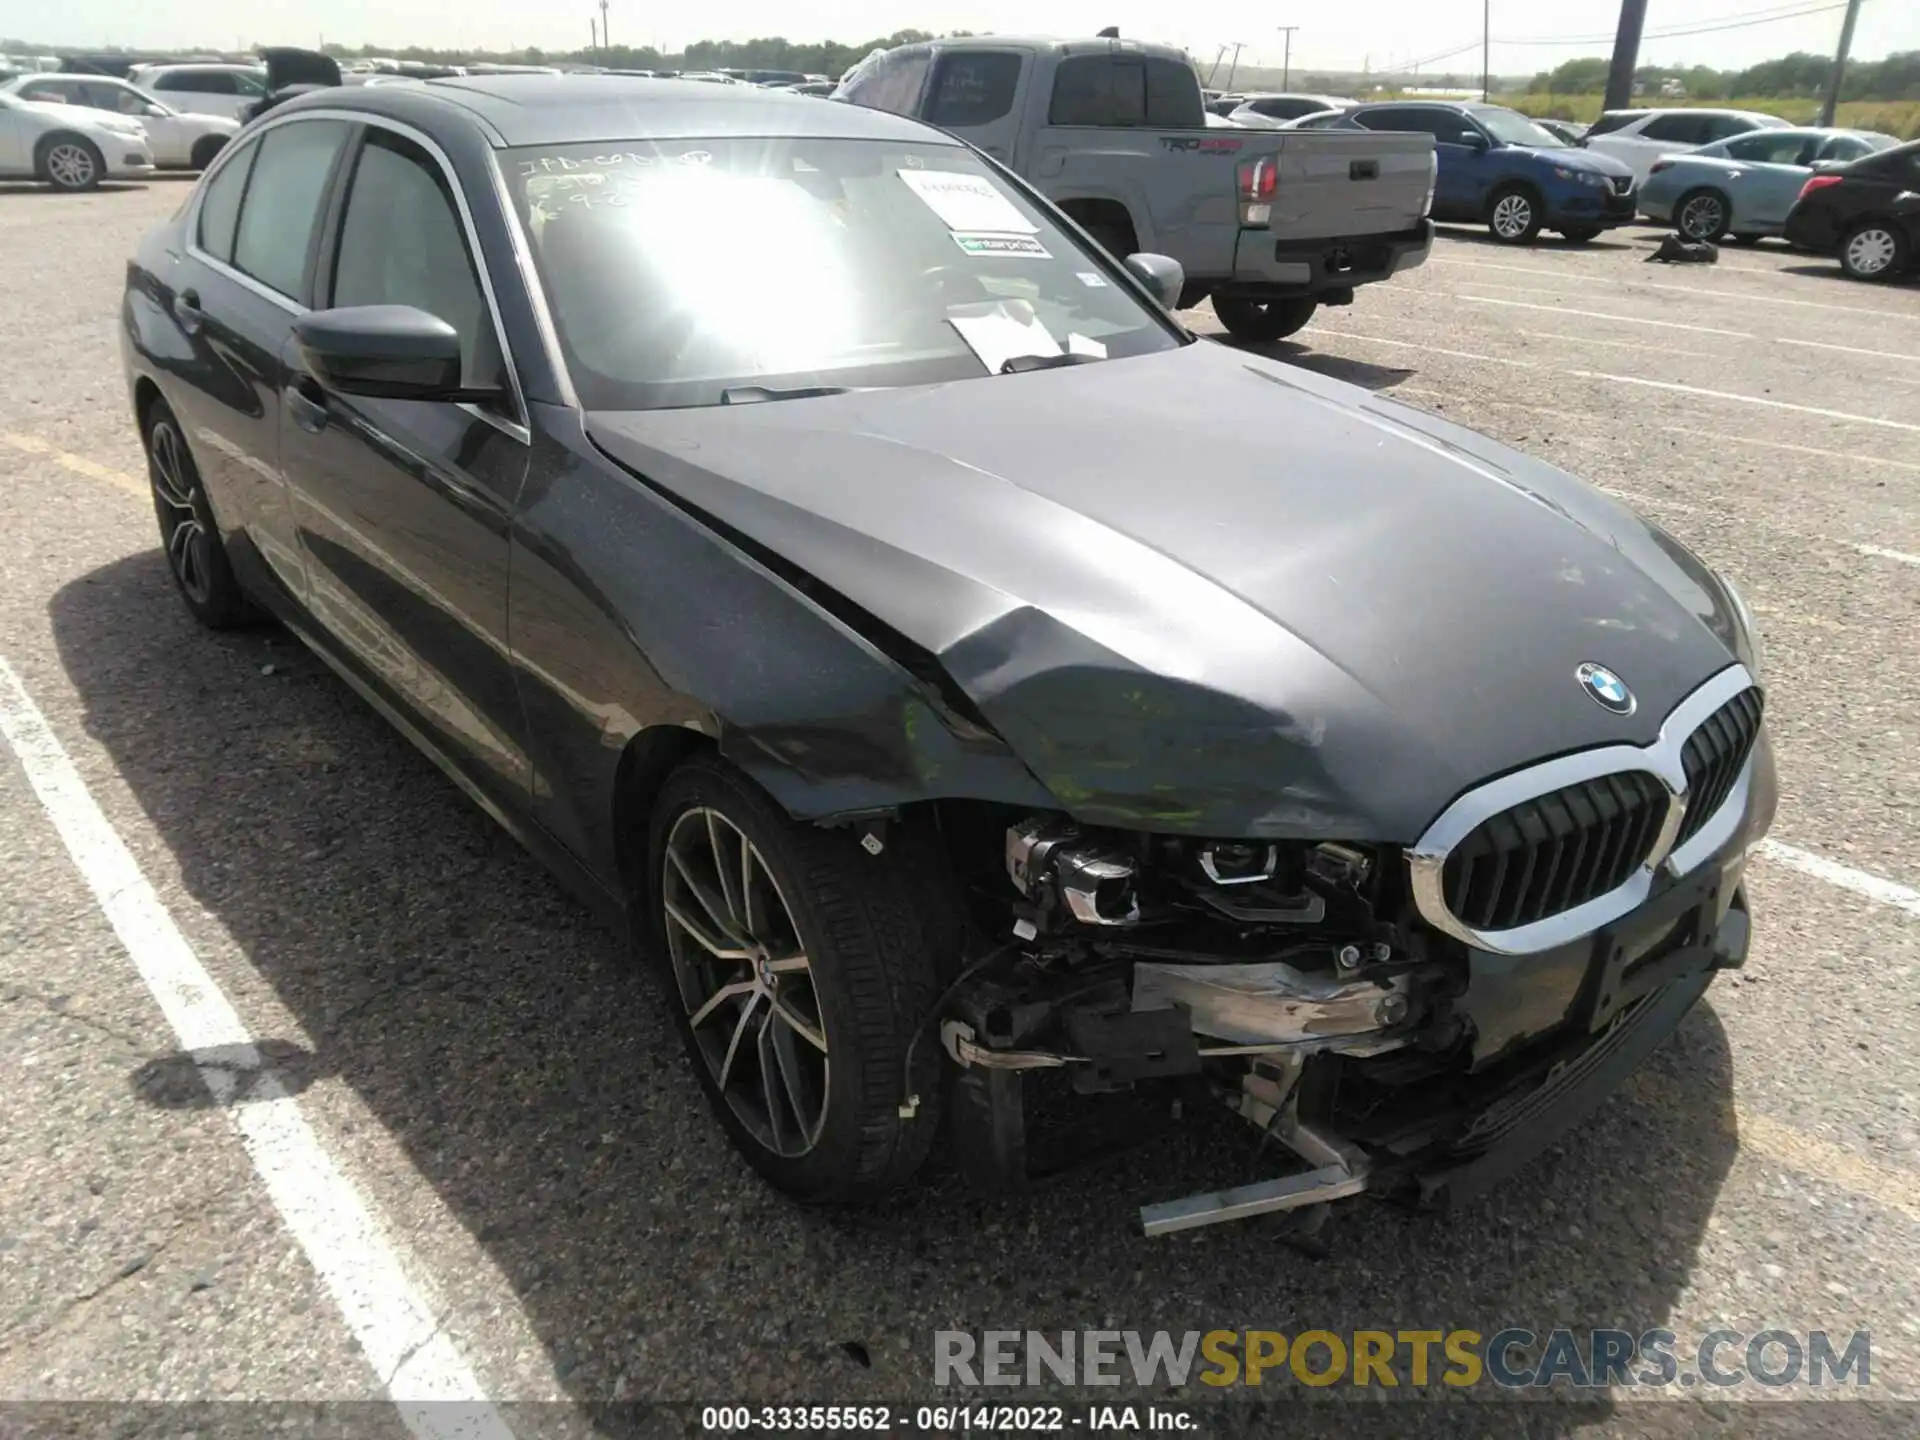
954,233,1051,258
899,169,1038,234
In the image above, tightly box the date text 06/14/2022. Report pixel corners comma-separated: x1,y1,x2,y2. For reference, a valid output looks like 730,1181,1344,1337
698,1405,1196,1432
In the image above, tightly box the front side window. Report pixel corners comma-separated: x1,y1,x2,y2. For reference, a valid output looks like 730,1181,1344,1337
231,119,350,298
1586,111,1642,137
923,52,1021,129
1706,113,1764,141
505,137,1182,411
332,129,493,387
195,138,257,262
1473,108,1564,148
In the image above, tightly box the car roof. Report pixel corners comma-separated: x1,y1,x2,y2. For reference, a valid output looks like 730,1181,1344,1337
271,74,951,148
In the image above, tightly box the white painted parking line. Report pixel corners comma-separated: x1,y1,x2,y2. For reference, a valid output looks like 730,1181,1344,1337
1843,541,1920,569
0,655,514,1440
1568,372,1920,433
1427,257,1920,320
1306,328,1532,366
1455,293,1756,338
1516,329,1714,359
1656,424,1920,475
1776,336,1920,364
1755,841,1920,920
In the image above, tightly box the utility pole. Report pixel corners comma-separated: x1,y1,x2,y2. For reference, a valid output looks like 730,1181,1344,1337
1226,41,1245,89
1818,0,1864,127
1206,43,1228,86
1276,26,1299,90
1603,0,1649,112
1481,0,1490,101
590,15,599,59
599,0,610,53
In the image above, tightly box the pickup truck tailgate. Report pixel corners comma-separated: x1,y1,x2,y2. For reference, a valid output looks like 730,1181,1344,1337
1263,131,1435,240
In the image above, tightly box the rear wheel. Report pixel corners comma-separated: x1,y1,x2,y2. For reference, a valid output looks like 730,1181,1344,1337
1212,295,1318,343
144,399,253,628
1675,189,1730,242
1487,185,1543,244
646,756,950,1203
1838,221,1907,281
38,135,103,192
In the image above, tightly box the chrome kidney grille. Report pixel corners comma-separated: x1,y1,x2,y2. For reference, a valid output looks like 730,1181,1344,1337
1439,771,1669,932
1407,667,1762,955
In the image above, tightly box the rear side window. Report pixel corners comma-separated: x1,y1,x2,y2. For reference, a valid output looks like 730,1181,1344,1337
1586,111,1642,137
331,129,493,386
1640,113,1714,145
840,48,931,115
183,71,236,95
195,139,256,262
1722,131,1817,165
924,52,1022,129
1817,135,1875,163
1049,56,1202,128
1706,113,1764,141
1352,107,1420,133
232,119,349,298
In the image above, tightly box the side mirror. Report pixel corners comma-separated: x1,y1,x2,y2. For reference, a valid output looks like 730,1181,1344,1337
292,305,491,402
1123,252,1184,310
1459,131,1490,151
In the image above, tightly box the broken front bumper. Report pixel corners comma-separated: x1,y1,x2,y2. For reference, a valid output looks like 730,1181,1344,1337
1137,877,1751,1235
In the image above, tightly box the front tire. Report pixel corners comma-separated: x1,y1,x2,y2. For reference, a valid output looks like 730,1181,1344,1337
189,135,228,171
646,757,950,1203
1838,221,1907,282
144,399,253,628
1676,188,1730,242
38,135,104,192
1487,185,1542,244
1212,295,1317,342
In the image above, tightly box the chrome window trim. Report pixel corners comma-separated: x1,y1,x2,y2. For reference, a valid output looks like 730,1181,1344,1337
484,149,579,411
1407,663,1758,955
183,106,531,445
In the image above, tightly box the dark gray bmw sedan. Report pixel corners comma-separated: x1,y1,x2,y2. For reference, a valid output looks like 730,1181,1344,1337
121,75,1775,1235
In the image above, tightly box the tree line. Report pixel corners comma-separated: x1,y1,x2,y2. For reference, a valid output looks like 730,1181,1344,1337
310,31,960,78
1528,50,1920,101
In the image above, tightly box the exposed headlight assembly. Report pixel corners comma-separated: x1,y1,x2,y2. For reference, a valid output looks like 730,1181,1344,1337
1722,575,1765,678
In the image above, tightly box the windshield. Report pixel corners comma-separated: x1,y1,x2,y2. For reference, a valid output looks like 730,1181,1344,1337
1475,107,1567,148
504,137,1182,411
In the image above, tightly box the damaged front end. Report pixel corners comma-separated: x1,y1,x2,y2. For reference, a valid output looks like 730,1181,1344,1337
930,796,1758,1236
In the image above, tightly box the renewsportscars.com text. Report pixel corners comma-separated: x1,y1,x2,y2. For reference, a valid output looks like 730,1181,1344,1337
934,1328,1871,1390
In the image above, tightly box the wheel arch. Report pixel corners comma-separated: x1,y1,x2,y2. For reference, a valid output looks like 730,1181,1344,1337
611,722,717,914
132,375,165,432
1054,194,1143,255
33,129,102,175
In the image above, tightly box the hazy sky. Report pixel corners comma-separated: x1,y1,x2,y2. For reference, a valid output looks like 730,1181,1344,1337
3,0,1914,75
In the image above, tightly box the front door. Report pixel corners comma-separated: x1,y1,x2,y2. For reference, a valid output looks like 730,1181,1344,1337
276,123,532,812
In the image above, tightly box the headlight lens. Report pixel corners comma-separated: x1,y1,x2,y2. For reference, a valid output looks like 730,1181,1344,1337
1723,576,1764,677
1552,166,1610,188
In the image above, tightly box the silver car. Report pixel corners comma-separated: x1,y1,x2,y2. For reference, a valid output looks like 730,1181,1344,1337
1638,127,1900,242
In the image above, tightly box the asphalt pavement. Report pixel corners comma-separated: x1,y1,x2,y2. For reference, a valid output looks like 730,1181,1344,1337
1,179,1917,1437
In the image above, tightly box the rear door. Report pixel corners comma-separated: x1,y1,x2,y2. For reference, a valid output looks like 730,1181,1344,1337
277,120,532,810
1717,129,1820,227
168,117,352,605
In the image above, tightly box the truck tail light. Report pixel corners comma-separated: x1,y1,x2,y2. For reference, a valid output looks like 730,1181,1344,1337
1236,157,1276,226
1797,174,1843,202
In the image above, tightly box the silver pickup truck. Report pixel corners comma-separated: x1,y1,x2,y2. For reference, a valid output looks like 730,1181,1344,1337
837,35,1437,341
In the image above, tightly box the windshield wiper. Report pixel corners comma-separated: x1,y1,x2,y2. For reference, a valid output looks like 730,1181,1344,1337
998,352,1105,374
720,385,852,405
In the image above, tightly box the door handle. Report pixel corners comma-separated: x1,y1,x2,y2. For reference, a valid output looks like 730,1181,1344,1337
173,288,203,335
284,376,330,434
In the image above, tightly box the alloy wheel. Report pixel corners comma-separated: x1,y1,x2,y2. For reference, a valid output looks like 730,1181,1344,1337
1844,227,1896,277
46,143,96,189
148,419,212,606
1678,195,1726,241
1492,194,1533,239
661,806,829,1158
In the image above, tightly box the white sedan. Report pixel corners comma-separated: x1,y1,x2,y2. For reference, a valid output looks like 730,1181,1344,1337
1,74,238,170
0,91,154,189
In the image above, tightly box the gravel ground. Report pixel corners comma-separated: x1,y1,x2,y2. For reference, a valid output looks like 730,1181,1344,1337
0,179,1917,1438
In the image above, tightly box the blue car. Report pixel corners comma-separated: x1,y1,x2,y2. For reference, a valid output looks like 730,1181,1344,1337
1341,101,1638,244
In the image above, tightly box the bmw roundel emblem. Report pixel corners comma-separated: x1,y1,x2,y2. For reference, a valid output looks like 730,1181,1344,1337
1576,662,1635,716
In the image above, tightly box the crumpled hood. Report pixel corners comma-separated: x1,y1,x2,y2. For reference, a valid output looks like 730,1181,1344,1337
587,342,1743,840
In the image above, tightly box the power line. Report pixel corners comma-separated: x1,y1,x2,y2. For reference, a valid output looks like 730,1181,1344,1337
1497,1,1851,47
